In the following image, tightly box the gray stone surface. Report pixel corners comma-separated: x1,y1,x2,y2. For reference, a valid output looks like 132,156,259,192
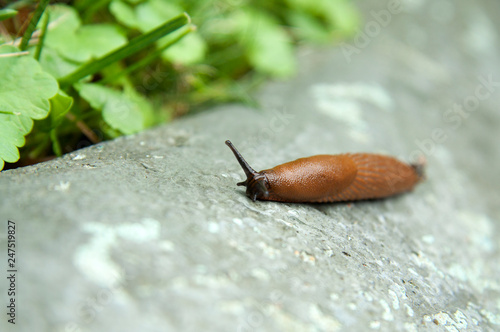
1,0,500,331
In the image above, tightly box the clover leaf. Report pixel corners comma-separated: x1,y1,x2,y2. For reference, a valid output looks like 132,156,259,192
110,0,205,65
232,9,296,78
43,4,127,63
77,83,153,135
0,45,58,170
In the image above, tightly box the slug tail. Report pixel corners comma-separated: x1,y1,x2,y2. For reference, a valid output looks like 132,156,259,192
411,156,426,181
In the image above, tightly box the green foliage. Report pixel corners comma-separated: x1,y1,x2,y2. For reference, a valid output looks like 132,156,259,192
43,5,127,63
58,11,190,87
0,45,58,169
19,0,50,51
0,8,17,22
0,3,190,169
110,0,206,65
231,8,296,78
0,0,359,170
77,83,153,135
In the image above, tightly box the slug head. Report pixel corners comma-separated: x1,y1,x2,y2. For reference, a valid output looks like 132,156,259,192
225,140,270,201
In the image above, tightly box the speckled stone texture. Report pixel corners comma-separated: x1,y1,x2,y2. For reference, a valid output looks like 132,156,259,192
1,0,500,331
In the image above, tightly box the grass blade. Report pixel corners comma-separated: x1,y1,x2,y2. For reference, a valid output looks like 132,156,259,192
34,11,50,61
100,25,196,84
58,13,190,88
19,0,50,51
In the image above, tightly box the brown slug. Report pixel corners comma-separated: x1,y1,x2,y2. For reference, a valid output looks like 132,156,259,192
225,140,425,203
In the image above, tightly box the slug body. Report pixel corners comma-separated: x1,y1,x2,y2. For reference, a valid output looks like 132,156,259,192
225,140,424,203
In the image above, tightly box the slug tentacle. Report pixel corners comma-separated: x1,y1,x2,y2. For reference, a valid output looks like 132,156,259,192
225,140,257,179
225,140,270,201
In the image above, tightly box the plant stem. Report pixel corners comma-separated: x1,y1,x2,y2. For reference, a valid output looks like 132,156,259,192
65,112,101,144
33,11,49,61
19,0,50,51
50,128,62,156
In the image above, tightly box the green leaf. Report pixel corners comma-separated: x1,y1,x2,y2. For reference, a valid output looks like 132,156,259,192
40,4,80,43
39,47,81,79
0,46,59,118
40,5,124,79
124,86,156,128
285,0,359,35
101,25,195,84
45,91,72,156
38,90,74,131
324,0,360,34
0,115,22,169
109,0,139,29
122,0,143,4
233,9,296,78
135,0,183,32
161,30,206,65
77,83,148,135
287,10,332,44
0,45,58,170
44,5,127,63
0,8,18,21
49,91,73,127
110,0,183,31
58,12,190,88
73,24,128,62
110,0,203,65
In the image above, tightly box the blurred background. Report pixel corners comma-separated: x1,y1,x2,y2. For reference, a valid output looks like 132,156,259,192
0,0,359,170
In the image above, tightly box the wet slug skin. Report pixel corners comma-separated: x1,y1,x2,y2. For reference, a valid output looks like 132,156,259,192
225,140,424,203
